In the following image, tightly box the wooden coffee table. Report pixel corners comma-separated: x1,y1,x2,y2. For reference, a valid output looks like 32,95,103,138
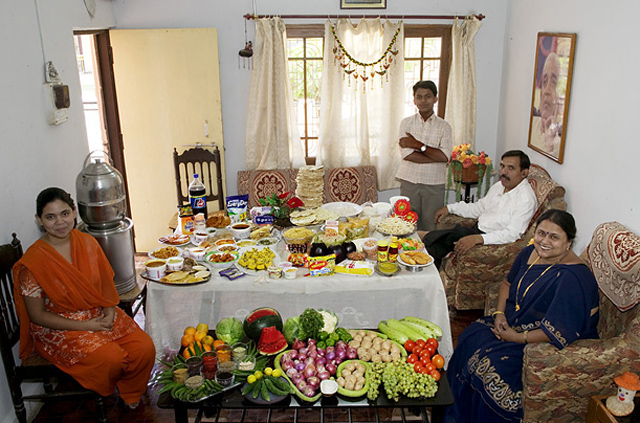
157,371,454,423
587,393,640,423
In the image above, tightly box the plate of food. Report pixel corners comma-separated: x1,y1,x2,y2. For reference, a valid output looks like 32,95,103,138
236,248,280,274
376,217,416,237
320,202,363,219
375,261,400,277
158,233,190,246
144,268,211,285
148,246,183,260
204,250,239,269
398,250,434,270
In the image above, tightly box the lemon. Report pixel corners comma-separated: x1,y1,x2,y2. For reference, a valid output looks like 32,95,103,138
271,369,282,378
264,367,273,376
247,375,257,384
254,370,263,380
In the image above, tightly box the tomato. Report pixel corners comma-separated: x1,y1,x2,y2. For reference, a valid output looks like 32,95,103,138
412,346,423,356
424,362,436,374
407,354,419,364
426,338,439,350
432,354,445,370
429,369,441,381
404,339,416,353
420,355,432,366
416,339,427,349
414,362,425,374
419,349,432,360
424,344,436,357
417,366,430,375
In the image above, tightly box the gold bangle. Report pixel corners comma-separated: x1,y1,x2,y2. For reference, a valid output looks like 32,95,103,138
523,330,529,344
491,310,504,318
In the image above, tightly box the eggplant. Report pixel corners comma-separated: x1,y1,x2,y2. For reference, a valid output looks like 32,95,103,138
329,244,346,264
342,241,356,255
309,242,329,257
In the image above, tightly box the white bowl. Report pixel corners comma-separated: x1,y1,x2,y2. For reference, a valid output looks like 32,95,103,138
186,247,207,261
227,222,251,239
373,202,393,217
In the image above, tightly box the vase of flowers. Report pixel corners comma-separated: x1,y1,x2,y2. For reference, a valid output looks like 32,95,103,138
258,192,305,227
446,144,493,202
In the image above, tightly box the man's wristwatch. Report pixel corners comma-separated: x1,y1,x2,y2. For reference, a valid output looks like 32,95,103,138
420,144,427,153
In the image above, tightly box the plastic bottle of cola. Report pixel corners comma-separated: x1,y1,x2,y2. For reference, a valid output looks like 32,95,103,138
188,173,207,219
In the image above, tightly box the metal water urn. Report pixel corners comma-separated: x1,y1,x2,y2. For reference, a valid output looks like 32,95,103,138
76,151,136,295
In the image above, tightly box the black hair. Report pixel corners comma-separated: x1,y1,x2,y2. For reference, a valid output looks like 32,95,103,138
535,209,577,241
501,150,531,170
36,187,75,217
413,80,437,97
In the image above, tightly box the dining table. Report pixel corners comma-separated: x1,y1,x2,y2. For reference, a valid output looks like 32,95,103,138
144,227,454,368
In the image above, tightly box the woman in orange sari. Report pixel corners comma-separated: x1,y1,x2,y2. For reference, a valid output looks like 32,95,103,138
13,187,155,409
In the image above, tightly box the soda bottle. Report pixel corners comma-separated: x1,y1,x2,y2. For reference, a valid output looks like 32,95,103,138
188,174,207,219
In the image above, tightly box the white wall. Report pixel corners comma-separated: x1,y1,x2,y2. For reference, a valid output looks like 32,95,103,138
498,1,640,252
0,2,116,421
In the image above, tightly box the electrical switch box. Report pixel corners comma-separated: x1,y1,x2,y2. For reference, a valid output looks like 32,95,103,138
43,83,69,125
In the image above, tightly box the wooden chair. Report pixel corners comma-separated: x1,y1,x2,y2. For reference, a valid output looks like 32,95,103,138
173,144,225,212
0,233,108,423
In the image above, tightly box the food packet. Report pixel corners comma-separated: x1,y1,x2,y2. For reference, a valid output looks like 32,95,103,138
346,216,370,240
226,194,249,223
218,267,246,280
178,205,194,235
335,260,375,276
287,253,308,267
307,254,336,277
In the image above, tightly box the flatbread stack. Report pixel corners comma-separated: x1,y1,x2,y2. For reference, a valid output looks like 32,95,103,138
295,165,325,209
290,207,340,226
206,210,231,228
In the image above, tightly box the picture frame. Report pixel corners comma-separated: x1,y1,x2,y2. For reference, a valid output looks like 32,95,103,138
340,0,386,9
527,32,576,164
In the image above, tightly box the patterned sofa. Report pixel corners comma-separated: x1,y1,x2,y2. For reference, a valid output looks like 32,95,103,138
484,222,640,423
237,166,378,208
438,164,566,310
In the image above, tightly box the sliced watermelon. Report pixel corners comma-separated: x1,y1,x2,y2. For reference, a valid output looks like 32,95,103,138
257,326,288,355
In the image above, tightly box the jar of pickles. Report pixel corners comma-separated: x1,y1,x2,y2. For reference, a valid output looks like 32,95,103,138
377,240,389,262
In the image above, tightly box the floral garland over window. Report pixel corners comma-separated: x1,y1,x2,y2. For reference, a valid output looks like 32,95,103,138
330,23,401,89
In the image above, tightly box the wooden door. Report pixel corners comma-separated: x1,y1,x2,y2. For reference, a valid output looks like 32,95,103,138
110,28,225,252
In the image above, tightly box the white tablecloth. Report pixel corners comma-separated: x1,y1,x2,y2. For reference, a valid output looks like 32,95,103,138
145,262,453,367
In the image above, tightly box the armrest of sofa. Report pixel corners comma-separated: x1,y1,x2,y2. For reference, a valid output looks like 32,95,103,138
522,333,640,401
438,214,476,230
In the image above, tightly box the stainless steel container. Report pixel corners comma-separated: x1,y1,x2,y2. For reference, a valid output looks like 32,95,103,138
76,152,126,229
81,218,137,295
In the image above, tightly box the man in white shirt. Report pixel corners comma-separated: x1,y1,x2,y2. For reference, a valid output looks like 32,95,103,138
395,80,453,231
424,150,538,268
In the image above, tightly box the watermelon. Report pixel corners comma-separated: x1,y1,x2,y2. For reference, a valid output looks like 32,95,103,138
257,326,288,355
243,307,283,341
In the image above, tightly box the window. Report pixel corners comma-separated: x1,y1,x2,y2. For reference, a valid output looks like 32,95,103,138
286,24,452,163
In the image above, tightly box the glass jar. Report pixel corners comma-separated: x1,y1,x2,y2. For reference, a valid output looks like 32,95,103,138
377,240,389,262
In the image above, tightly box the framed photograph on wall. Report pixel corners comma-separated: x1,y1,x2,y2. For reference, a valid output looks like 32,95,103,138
340,0,386,9
527,32,576,164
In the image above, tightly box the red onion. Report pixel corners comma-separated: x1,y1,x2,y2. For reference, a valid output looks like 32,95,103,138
333,356,343,365
304,357,315,365
281,360,294,371
336,340,348,350
326,362,337,375
294,362,306,372
302,386,316,398
325,346,335,355
296,379,307,391
307,339,316,347
346,347,358,360
306,376,320,389
291,372,304,384
299,347,309,356
288,350,298,360
317,370,330,381
335,349,346,361
297,354,307,362
308,349,318,359
315,363,326,374
315,356,326,366
317,348,326,357
286,367,298,378
325,351,336,361
303,364,316,379
293,339,306,350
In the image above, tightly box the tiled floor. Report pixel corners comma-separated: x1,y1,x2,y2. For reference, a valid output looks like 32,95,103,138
30,287,482,423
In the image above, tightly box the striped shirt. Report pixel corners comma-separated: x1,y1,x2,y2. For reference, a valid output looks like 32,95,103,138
395,113,453,185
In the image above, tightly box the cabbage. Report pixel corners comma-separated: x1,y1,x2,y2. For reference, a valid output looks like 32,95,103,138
215,317,244,345
318,309,339,334
283,316,302,345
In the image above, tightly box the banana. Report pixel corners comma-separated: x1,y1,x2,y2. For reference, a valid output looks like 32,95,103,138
386,319,426,342
401,316,443,337
377,321,409,344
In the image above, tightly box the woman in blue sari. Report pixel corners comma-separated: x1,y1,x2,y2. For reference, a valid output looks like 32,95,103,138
445,209,599,422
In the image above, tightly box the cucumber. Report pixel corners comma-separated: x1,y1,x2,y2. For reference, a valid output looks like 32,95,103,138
401,316,443,337
398,320,436,340
242,383,254,395
266,375,290,393
377,321,409,345
251,379,262,399
260,380,271,402
386,319,426,342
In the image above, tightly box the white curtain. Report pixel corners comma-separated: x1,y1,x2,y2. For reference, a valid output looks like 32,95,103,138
245,18,305,170
317,19,404,191
445,16,483,149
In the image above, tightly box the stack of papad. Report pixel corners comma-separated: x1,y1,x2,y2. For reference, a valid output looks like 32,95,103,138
296,165,325,209
206,210,231,228
290,207,340,226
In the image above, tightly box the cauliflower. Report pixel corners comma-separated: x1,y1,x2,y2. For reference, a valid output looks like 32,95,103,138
318,309,339,334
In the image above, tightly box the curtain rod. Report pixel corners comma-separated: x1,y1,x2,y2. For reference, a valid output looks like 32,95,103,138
244,13,485,21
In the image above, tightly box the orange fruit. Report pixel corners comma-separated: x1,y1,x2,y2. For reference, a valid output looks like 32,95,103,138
196,323,209,333
194,331,206,342
202,343,212,352
181,334,195,348
184,326,197,336
213,340,225,349
202,335,215,346
182,345,195,359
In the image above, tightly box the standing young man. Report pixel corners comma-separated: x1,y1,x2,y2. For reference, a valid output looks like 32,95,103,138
395,80,453,231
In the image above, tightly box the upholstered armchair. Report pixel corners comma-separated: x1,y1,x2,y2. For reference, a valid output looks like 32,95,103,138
438,164,566,310
516,222,640,423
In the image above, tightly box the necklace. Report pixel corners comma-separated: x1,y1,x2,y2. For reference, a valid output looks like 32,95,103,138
514,254,563,311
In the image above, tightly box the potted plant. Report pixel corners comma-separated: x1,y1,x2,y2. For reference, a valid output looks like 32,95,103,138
258,192,305,227
446,144,493,202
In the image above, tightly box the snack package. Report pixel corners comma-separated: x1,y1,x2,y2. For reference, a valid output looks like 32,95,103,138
346,216,370,240
178,205,194,235
218,267,246,280
226,194,249,223
335,260,375,276
250,206,273,224
307,254,336,277
325,220,339,237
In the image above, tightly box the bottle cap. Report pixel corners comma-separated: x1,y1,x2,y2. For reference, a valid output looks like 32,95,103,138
194,173,199,178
